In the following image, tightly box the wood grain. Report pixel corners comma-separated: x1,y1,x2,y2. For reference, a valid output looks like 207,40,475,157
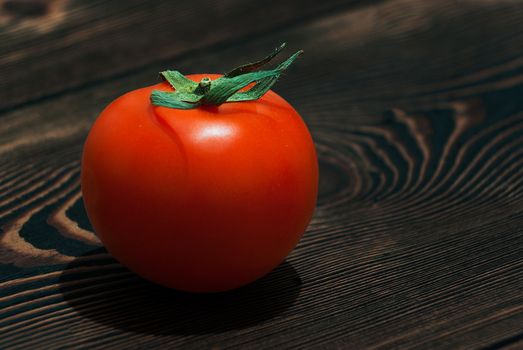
1,0,523,349
0,0,371,112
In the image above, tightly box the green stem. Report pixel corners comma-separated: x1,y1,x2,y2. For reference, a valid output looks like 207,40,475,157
150,43,302,110
194,77,212,95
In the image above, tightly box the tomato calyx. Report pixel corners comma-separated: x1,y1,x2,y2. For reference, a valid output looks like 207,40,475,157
150,43,303,110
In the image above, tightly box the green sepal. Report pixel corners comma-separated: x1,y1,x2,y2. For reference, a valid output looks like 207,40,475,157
227,50,303,102
160,70,197,92
224,43,286,78
150,43,302,110
150,90,201,109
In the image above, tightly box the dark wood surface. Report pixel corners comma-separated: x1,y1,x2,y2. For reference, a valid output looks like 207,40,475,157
1,0,523,348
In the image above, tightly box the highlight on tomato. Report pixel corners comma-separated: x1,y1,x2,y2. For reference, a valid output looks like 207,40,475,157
81,43,318,292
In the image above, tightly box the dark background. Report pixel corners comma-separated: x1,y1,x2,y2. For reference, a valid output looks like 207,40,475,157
1,0,523,349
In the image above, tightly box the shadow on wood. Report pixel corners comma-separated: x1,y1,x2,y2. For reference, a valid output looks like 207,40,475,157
58,248,301,336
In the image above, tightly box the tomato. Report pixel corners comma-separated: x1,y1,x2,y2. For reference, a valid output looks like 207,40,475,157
82,68,317,293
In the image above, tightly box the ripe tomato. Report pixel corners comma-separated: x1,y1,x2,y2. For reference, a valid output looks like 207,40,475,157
81,73,318,292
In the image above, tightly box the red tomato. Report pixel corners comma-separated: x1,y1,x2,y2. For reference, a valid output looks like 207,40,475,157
81,74,318,292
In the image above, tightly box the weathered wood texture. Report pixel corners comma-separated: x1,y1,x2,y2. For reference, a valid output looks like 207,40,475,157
1,0,523,349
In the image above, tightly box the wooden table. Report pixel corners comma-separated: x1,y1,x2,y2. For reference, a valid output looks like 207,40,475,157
1,1,522,348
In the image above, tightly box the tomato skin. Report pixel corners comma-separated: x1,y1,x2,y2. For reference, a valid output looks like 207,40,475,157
81,74,318,292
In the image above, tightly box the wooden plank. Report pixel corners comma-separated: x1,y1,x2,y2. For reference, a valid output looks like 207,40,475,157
0,0,367,112
1,0,523,348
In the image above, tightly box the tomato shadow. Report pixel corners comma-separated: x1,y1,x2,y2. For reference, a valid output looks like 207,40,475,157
58,248,302,336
